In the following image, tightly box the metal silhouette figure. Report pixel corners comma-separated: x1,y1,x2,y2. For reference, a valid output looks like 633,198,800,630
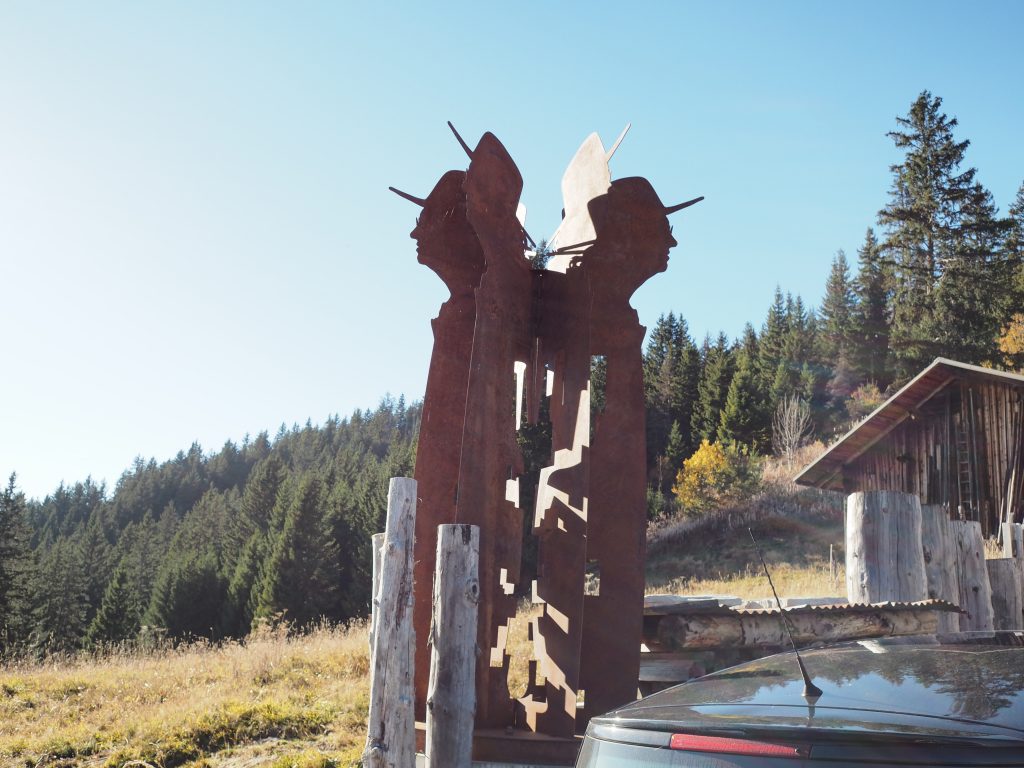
392,126,701,743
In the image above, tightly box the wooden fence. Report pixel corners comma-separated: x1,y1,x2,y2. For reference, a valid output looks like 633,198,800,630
364,478,480,768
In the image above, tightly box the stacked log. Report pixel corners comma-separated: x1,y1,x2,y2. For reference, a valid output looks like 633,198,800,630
920,504,961,633
986,558,1023,630
846,491,928,604
951,519,995,631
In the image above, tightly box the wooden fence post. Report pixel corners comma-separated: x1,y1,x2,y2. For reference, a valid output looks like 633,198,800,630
364,478,417,768
951,520,995,631
426,524,480,768
369,532,385,653
1002,521,1024,559
920,505,960,633
846,491,927,604
986,558,1023,630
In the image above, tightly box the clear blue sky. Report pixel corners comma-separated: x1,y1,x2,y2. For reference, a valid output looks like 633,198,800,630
2,2,1022,500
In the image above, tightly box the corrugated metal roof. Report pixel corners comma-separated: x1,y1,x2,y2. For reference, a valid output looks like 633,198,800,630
730,599,962,616
644,594,962,616
794,358,1024,491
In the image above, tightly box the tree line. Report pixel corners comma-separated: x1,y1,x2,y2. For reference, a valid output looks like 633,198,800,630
639,90,1023,515
0,398,417,653
1,91,1021,651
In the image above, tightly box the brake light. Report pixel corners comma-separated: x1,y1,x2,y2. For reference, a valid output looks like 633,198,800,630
670,733,810,758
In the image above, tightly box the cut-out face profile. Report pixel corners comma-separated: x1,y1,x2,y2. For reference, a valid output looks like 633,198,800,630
588,177,678,297
405,170,484,295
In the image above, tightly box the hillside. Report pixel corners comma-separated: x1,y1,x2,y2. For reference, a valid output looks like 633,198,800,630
0,469,846,768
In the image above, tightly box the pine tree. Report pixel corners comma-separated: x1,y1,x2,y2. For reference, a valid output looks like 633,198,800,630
758,287,788,390
0,475,34,649
691,334,735,445
255,475,342,627
820,250,855,363
85,561,140,645
74,520,112,627
222,457,283,576
1007,181,1024,292
669,319,702,457
717,325,769,451
932,181,1013,364
717,360,764,450
851,228,891,386
143,551,226,638
32,539,89,652
222,531,267,637
879,91,980,378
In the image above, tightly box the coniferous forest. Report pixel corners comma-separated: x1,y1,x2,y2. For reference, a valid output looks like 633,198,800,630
2,91,1022,654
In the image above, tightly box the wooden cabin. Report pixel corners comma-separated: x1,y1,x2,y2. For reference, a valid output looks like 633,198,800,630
795,358,1024,538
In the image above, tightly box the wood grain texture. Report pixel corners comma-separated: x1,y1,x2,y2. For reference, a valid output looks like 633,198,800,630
846,491,927,605
951,519,995,631
365,478,417,768
920,504,961,633
986,557,1023,630
426,524,480,768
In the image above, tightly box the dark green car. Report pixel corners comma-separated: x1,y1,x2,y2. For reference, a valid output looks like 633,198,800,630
577,632,1024,767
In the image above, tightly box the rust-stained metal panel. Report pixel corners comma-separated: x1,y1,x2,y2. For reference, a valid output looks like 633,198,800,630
406,170,485,721
457,132,533,728
397,126,700,744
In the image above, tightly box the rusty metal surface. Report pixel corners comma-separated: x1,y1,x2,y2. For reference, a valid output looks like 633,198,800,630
405,170,484,721
580,177,678,722
456,132,534,727
397,126,699,742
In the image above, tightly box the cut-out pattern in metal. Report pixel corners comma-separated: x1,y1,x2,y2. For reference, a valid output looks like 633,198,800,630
392,125,701,738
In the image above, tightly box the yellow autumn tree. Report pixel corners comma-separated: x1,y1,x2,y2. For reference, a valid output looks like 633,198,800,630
672,439,761,517
998,313,1024,371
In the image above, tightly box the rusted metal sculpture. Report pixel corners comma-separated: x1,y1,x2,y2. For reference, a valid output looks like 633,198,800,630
392,126,701,746
392,171,484,721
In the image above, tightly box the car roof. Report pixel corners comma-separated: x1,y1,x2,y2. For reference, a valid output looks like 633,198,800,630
598,633,1024,743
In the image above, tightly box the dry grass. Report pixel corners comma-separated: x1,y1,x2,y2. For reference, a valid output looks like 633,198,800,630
1,454,847,767
0,622,372,768
648,562,845,600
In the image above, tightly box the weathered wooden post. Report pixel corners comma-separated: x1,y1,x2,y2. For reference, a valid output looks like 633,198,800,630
951,519,995,631
986,558,1023,630
426,524,480,768
920,504,960,633
364,478,416,768
369,532,385,652
1003,521,1024,559
846,491,927,604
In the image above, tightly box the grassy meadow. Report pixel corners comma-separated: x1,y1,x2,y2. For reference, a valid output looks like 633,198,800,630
0,623,371,768
2,455,847,768
1,558,846,768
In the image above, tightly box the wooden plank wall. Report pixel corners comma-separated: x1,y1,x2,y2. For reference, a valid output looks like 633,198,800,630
848,379,1024,537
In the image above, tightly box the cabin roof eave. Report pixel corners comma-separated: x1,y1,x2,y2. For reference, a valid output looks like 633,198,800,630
793,358,1024,491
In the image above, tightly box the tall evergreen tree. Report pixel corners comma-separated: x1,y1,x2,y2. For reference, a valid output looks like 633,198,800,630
144,550,226,638
255,475,342,627
0,475,34,648
933,180,1013,363
717,325,769,450
691,334,735,445
85,561,140,645
851,228,892,386
32,539,89,651
758,287,789,390
820,250,855,363
878,91,979,378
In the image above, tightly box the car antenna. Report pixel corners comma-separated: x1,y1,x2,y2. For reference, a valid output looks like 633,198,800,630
748,528,823,701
